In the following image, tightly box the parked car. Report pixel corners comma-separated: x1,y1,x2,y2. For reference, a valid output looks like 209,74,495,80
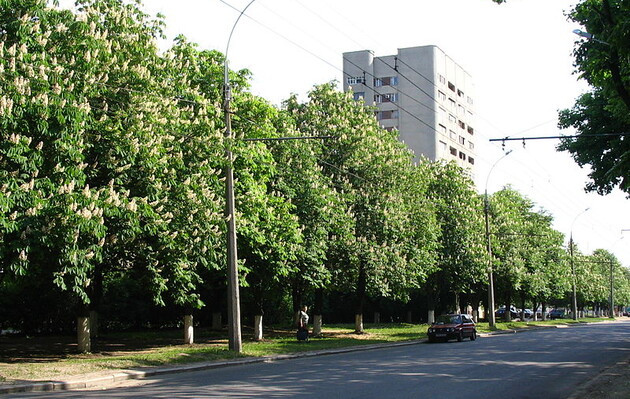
495,306,519,320
521,309,534,319
427,314,477,343
548,308,566,319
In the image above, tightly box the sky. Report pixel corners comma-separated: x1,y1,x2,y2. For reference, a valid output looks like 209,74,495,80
62,0,630,266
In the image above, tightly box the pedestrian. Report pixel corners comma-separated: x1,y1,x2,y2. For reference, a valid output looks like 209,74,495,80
297,305,309,341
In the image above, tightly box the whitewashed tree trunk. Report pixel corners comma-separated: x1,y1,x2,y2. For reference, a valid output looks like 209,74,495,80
354,314,363,333
472,310,479,323
77,316,91,353
212,312,222,330
254,315,263,341
313,314,322,337
89,310,99,338
427,310,435,324
184,315,194,344
373,312,380,324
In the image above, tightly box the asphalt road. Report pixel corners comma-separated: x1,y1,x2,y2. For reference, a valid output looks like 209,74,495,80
8,322,630,399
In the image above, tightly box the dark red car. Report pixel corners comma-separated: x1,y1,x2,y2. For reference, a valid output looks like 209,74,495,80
427,314,477,343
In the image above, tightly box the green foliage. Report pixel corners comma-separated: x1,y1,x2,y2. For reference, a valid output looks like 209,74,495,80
558,0,630,194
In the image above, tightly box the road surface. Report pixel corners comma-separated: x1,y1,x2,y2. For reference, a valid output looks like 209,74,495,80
8,321,630,399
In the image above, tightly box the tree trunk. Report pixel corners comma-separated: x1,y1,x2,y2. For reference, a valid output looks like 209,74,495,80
184,314,194,344
471,295,480,323
520,293,526,320
427,285,436,324
291,280,302,327
312,315,322,337
354,263,366,333
541,301,547,321
254,315,263,341
406,310,412,323
354,314,364,333
212,312,222,330
454,292,460,314
77,316,91,353
374,312,380,324
312,288,323,337
505,291,512,322
89,310,99,339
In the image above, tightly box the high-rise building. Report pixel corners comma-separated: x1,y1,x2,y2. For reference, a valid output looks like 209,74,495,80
342,45,476,173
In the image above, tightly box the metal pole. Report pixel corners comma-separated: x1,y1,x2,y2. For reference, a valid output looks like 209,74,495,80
223,0,258,353
570,233,578,321
610,259,614,318
484,150,512,328
569,207,589,321
484,190,496,328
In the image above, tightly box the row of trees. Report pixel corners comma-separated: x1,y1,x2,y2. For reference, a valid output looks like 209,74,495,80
0,0,628,352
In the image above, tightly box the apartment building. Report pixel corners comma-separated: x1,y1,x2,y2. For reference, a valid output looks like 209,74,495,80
342,46,476,173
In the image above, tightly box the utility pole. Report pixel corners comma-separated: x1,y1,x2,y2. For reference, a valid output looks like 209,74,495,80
222,0,258,353
484,150,512,328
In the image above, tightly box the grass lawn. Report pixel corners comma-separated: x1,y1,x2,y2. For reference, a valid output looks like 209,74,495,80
0,317,612,383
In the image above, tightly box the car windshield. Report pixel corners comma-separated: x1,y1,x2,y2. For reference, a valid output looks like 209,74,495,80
435,315,461,324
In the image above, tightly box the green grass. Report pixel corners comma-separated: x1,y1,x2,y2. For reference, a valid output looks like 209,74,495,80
0,318,612,383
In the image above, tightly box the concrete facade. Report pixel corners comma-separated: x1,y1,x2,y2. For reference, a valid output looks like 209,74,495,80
342,46,476,173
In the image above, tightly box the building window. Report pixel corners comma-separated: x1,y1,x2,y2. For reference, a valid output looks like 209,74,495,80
459,136,466,145
449,130,457,140
448,98,456,109
448,81,456,92
469,141,475,150
384,126,398,132
378,110,399,120
467,126,474,135
468,156,475,165
374,76,398,87
347,76,366,85
458,120,466,130
374,93,398,103
439,141,447,151
438,74,446,84
459,151,467,161
438,91,446,101
457,89,464,97
449,146,457,156
467,96,474,105
353,92,365,101
448,114,456,123
458,104,466,116
438,124,447,134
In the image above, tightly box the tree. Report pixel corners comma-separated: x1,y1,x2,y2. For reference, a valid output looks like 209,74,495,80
557,0,630,195
287,83,437,332
424,161,486,321
0,0,227,350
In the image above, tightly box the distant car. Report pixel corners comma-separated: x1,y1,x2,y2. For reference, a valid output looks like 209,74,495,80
548,309,566,320
522,309,534,319
495,306,519,320
427,314,477,343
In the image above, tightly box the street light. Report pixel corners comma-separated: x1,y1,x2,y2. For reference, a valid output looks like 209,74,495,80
223,0,258,353
569,207,590,321
484,149,513,328
572,29,610,45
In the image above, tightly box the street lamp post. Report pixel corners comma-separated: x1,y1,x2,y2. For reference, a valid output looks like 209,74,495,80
223,0,258,353
484,150,512,328
569,208,590,321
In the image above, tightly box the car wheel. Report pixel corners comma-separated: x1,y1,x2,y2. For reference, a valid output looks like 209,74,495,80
457,331,463,342
470,330,477,341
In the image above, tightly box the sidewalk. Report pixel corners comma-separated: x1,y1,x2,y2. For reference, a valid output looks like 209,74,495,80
1,320,628,397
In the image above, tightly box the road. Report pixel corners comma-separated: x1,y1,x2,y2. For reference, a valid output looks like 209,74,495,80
8,321,630,399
